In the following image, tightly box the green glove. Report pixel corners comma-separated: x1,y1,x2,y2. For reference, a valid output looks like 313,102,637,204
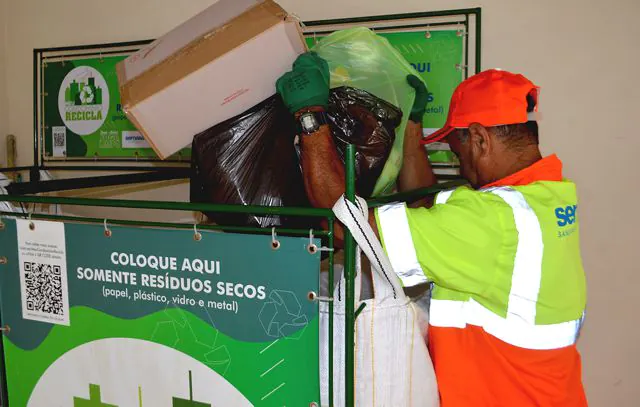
407,74,429,123
292,52,330,84
277,52,330,114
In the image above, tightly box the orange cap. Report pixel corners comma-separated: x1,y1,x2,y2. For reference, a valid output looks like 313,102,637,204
422,69,540,144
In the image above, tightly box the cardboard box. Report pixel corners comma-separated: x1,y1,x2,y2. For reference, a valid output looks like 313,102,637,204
117,0,306,159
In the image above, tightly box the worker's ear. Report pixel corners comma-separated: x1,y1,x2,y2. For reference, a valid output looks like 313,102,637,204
467,123,492,158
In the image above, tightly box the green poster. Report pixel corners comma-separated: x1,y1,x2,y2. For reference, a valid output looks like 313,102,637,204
380,31,462,165
43,56,190,160
306,30,463,164
0,219,320,406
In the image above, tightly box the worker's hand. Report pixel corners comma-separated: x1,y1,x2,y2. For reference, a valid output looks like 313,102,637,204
277,52,330,114
407,74,429,123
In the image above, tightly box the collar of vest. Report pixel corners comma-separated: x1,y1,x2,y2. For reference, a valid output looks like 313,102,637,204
482,154,563,188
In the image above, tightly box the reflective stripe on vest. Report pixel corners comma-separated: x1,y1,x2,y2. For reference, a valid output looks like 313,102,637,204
430,298,583,350
484,186,543,325
376,189,455,287
377,202,426,287
379,187,583,350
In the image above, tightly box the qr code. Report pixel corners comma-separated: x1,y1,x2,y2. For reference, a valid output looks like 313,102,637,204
53,133,65,147
24,262,64,316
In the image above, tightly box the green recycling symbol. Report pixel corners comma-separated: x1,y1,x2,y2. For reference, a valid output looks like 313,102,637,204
80,86,95,105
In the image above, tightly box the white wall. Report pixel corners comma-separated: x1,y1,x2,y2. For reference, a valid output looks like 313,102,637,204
1,0,640,405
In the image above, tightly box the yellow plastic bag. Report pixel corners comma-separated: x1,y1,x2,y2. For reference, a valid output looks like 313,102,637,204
311,27,423,196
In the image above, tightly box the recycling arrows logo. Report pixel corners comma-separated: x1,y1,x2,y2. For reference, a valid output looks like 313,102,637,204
258,290,309,339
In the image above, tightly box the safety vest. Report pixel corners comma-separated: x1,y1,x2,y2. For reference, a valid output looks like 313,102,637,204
429,185,586,349
375,156,587,405
377,182,586,338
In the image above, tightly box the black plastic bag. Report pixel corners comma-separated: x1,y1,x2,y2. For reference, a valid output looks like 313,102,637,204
191,87,401,228
327,87,401,196
191,95,307,228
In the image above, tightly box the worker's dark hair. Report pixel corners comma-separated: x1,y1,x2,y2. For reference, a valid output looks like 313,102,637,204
457,94,539,150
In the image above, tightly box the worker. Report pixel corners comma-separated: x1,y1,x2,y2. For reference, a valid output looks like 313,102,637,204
277,52,588,406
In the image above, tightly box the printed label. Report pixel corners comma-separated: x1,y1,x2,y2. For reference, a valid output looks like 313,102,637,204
122,131,150,149
17,220,69,326
52,126,67,157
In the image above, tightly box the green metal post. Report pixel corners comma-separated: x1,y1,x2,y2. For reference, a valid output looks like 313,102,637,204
31,50,40,183
328,218,335,407
343,144,356,406
464,17,469,78
475,8,482,73
366,179,467,208
304,8,487,27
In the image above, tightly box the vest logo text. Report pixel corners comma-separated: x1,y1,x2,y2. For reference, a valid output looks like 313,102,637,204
555,205,577,227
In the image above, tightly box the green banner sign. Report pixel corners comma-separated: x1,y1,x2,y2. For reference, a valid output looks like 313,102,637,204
0,219,320,406
42,56,190,160
306,29,463,165
381,30,463,165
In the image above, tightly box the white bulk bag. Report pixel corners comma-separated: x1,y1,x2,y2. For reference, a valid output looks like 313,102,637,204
320,196,439,407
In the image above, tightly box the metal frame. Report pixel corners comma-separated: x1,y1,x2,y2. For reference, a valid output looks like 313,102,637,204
0,7,481,406
304,7,481,77
0,191,338,407
0,156,461,407
33,40,156,166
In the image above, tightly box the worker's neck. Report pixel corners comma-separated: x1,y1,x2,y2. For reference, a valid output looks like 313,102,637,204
486,147,543,185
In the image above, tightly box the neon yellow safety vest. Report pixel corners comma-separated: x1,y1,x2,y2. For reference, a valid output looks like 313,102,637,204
375,182,587,349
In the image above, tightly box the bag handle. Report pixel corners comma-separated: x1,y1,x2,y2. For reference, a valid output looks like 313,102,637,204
331,206,387,304
333,195,405,302
333,239,364,304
